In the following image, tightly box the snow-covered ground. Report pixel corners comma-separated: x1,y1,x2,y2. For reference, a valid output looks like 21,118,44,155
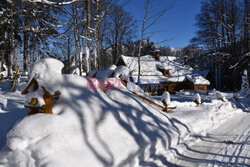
0,79,28,150
0,58,249,167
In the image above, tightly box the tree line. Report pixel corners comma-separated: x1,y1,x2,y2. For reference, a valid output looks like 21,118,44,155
192,0,248,57
0,0,137,76
191,0,249,91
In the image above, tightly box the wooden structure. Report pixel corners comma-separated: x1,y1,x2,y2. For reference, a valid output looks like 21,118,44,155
118,53,210,95
161,99,176,112
155,50,160,61
185,80,208,92
0,74,3,81
194,99,200,107
132,92,176,113
184,56,188,67
11,66,20,92
22,78,60,115
133,92,164,109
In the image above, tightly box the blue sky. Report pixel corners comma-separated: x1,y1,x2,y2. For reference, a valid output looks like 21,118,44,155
123,0,203,48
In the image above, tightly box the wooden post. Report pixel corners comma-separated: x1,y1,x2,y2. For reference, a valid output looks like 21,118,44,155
42,87,53,114
194,99,200,107
162,99,168,112
219,97,225,102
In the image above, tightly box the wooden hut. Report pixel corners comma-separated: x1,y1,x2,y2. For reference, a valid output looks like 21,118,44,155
117,52,210,95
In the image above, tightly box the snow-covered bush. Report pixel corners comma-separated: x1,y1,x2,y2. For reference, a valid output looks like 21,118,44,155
161,91,171,105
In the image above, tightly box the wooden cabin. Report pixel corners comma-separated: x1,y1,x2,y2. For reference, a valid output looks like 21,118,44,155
118,52,210,95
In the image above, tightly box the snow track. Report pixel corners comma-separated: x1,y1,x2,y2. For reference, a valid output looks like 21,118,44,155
174,113,250,166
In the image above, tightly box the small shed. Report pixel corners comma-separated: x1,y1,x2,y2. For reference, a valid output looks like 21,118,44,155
22,78,60,115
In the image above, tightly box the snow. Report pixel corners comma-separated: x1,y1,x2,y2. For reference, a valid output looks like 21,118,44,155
28,58,64,96
0,64,7,77
95,65,116,82
161,91,171,105
241,69,249,97
0,58,249,166
113,66,130,81
121,55,210,85
216,91,226,101
243,69,247,76
193,93,201,103
70,67,80,75
186,74,210,85
85,46,90,73
30,58,63,79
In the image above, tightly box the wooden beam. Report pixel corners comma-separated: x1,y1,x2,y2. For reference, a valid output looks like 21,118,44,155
21,78,38,95
132,92,164,109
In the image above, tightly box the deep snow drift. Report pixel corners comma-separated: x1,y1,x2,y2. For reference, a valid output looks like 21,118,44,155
0,58,249,167
0,58,184,167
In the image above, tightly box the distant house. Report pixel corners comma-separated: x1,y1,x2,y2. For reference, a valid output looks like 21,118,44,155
117,52,210,95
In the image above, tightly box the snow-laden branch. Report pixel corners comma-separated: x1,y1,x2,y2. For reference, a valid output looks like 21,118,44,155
229,52,250,69
80,35,92,41
41,18,70,28
22,0,82,6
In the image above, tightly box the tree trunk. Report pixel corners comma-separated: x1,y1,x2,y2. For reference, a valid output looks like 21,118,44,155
68,38,70,74
85,0,91,73
221,0,225,48
35,35,39,62
11,2,16,71
244,0,249,53
94,0,101,69
23,2,30,74
7,32,12,77
138,0,150,84
72,3,82,75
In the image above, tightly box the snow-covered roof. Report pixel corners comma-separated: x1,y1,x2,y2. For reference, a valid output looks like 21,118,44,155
88,65,117,81
186,75,210,85
121,55,210,85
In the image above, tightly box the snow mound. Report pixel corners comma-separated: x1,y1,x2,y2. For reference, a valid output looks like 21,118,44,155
216,91,226,101
193,93,201,103
95,65,117,81
114,66,130,81
71,67,80,75
0,59,183,167
30,58,64,79
161,91,171,105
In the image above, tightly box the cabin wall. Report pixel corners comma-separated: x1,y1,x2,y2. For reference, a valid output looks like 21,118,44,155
185,80,208,91
194,85,208,91
139,80,208,96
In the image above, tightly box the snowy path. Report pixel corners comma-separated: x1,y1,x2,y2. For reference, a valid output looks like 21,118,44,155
0,91,27,150
174,113,250,166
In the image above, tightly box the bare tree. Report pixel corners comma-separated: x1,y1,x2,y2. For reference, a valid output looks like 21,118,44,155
105,4,136,64
137,0,172,84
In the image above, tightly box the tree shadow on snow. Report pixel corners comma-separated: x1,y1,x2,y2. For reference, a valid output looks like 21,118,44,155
59,75,194,167
173,133,250,166
0,99,27,150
